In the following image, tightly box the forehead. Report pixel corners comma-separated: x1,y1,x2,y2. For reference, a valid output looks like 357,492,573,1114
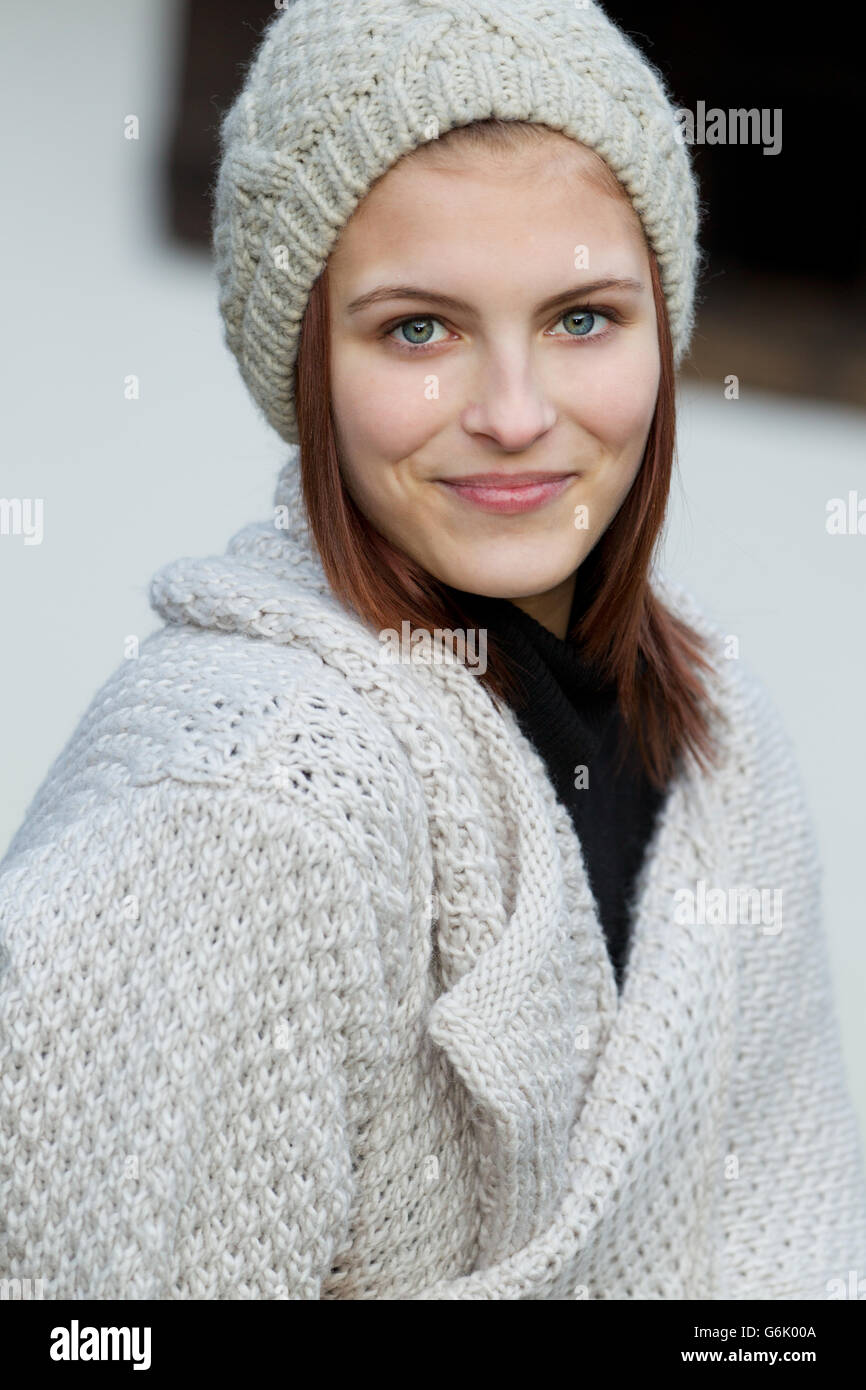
329,135,646,279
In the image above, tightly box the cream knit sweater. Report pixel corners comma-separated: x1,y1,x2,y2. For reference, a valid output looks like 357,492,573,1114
2,450,865,1300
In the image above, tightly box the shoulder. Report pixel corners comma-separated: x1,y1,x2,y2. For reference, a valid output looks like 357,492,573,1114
1,620,423,872
653,572,818,861
653,570,796,749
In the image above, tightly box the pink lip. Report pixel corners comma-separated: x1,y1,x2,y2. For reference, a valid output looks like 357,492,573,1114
436,472,578,515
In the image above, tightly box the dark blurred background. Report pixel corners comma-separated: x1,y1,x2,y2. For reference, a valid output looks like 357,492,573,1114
165,0,866,407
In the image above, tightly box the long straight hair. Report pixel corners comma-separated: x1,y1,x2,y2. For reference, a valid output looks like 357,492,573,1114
294,119,722,791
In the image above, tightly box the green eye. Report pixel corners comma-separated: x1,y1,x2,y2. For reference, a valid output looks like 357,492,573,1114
551,308,610,339
389,316,448,347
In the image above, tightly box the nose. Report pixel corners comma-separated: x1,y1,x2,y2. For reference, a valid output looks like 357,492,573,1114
461,351,557,451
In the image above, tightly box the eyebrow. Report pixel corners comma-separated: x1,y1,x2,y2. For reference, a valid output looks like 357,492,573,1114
345,277,644,316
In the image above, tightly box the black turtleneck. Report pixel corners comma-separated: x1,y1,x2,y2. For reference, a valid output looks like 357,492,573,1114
447,569,668,991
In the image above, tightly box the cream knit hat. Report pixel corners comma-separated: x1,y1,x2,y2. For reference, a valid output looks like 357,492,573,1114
212,0,703,446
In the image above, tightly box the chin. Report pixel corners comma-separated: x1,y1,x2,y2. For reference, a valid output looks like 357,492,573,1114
444,565,578,600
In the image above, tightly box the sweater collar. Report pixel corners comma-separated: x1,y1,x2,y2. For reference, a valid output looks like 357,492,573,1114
149,448,738,1288
445,552,614,700
442,553,622,787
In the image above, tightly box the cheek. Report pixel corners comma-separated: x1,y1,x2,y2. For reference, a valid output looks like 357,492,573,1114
331,342,439,464
569,338,659,452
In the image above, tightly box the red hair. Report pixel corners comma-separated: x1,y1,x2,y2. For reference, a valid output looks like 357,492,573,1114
294,120,722,791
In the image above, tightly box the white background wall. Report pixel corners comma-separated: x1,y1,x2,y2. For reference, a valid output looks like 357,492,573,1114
2,2,865,1146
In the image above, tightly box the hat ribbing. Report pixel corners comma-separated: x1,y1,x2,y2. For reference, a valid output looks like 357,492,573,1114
212,0,702,446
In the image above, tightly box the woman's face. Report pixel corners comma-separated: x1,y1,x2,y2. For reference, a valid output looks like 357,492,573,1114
326,131,660,631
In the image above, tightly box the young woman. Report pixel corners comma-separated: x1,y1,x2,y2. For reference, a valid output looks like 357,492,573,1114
2,0,864,1301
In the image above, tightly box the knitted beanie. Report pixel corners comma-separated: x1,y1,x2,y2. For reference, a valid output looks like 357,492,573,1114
212,0,702,447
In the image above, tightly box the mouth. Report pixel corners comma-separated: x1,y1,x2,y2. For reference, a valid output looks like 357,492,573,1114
435,471,579,515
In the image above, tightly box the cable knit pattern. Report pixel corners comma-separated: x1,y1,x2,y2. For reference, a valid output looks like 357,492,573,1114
1,448,864,1299
212,0,703,445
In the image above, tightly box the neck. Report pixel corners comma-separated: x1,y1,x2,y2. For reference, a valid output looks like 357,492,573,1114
507,570,577,641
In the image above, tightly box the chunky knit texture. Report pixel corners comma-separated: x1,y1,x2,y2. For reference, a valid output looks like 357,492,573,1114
213,0,702,445
1,448,864,1300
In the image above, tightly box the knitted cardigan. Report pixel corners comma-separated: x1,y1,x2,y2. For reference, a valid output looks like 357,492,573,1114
1,449,865,1301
